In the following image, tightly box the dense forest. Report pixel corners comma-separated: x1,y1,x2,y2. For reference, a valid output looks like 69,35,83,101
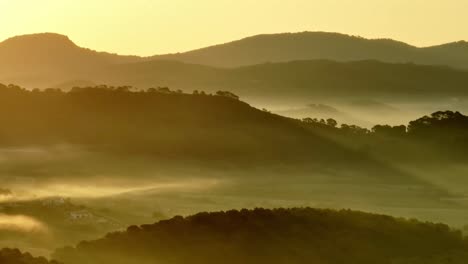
53,208,468,264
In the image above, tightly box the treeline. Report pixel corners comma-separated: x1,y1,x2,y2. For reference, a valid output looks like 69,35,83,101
0,84,239,99
0,84,358,163
53,208,468,264
301,110,468,138
1,84,467,162
0,248,61,264
298,110,468,159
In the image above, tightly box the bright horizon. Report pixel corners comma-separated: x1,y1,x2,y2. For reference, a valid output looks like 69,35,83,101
1,0,468,56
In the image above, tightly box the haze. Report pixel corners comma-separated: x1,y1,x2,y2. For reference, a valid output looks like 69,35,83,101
2,0,468,56
3,1,468,263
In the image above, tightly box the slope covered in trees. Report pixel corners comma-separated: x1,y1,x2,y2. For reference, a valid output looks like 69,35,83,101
0,248,60,264
1,84,467,180
2,84,467,161
0,83,348,162
53,208,468,264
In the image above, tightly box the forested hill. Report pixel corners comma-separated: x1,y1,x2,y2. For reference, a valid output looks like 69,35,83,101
0,248,61,264
54,208,468,264
152,32,468,69
0,84,356,163
2,84,468,161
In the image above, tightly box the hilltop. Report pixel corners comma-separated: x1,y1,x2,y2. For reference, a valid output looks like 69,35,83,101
53,208,468,264
152,31,468,68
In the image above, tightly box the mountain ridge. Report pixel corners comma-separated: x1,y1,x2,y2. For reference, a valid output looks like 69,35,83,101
3,31,468,95
2,31,468,69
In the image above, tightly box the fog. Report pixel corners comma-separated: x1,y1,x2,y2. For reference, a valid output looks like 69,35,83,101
253,96,468,128
0,214,47,233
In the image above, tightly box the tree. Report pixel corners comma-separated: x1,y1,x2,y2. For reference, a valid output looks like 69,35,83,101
215,91,240,100
326,118,338,128
372,125,406,137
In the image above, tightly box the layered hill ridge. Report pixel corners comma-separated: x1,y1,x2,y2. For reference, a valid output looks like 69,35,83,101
4,31,468,70
100,59,468,100
3,32,468,102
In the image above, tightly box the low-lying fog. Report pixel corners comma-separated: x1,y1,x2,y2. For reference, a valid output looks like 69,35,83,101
2,130,468,256
252,97,468,128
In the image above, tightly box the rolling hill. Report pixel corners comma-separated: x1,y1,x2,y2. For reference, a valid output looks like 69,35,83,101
3,32,468,92
53,208,468,264
97,59,468,101
153,31,468,68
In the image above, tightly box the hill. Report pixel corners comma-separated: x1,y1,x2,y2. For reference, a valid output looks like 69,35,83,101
152,31,468,68
0,33,141,88
53,208,468,264
97,59,468,101
3,32,468,90
0,248,60,264
0,83,358,162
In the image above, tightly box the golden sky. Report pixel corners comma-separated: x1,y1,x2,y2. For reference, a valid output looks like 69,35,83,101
1,0,467,56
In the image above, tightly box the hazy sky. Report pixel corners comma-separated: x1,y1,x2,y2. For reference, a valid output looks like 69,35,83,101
1,0,468,56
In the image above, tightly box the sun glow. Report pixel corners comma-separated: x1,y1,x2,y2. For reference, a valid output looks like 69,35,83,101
1,0,468,56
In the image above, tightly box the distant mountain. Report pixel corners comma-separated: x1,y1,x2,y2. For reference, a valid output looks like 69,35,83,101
152,32,468,68
54,208,468,264
3,32,468,89
95,60,468,102
0,33,141,87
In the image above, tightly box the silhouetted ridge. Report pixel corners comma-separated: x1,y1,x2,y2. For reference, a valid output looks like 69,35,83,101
0,248,61,264
54,208,468,264
152,31,420,67
101,59,468,100
0,33,77,49
4,31,468,89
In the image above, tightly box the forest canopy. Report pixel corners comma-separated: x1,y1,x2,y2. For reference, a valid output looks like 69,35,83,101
53,208,468,264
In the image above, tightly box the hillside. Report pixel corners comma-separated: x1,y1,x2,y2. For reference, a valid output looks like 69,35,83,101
0,248,60,264
0,83,357,162
2,85,468,237
53,208,468,264
97,59,468,101
153,32,468,68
